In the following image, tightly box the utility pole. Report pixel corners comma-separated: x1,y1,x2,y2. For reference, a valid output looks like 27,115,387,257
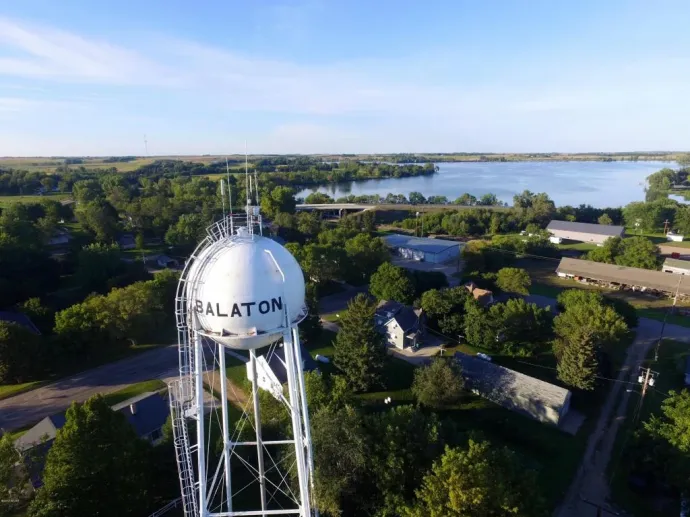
663,219,671,235
633,366,659,424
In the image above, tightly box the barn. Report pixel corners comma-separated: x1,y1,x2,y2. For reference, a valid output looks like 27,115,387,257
546,220,625,244
382,234,462,264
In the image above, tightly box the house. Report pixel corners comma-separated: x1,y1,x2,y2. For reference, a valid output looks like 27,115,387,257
454,352,572,426
374,300,425,350
117,233,136,250
464,282,494,306
15,392,169,454
255,342,318,384
662,258,690,276
47,229,71,247
156,255,179,269
546,220,625,244
0,312,41,334
685,357,690,386
556,257,690,296
382,234,463,264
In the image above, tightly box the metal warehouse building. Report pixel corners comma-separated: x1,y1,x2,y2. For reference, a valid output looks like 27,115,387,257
454,352,572,426
383,234,462,264
557,257,690,296
546,220,625,244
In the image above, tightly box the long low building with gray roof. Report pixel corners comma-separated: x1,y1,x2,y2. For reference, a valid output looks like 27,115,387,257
557,257,690,296
546,220,625,244
454,352,572,426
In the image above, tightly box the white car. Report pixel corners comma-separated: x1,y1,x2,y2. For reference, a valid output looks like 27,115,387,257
476,353,492,362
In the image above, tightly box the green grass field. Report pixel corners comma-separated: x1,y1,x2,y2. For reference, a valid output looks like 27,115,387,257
0,193,70,207
0,381,43,401
101,379,167,406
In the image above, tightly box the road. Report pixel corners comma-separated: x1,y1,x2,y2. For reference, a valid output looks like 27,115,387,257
318,284,368,314
553,311,690,516
0,346,180,432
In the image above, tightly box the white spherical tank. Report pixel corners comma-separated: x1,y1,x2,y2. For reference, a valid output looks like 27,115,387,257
186,233,306,349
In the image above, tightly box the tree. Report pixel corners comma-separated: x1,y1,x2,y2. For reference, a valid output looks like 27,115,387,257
409,191,426,205
29,395,153,517
598,213,613,225
296,211,323,239
420,286,471,336
334,294,387,392
490,298,553,356
298,244,345,285
495,267,531,295
369,262,415,304
585,236,623,263
404,440,546,517
299,283,322,345
344,234,389,284
412,358,464,408
18,297,54,334
454,193,477,205
615,236,660,270
630,390,690,494
0,434,32,514
75,199,119,242
0,321,42,383
365,406,441,516
477,193,498,206
556,335,598,390
304,192,334,204
261,186,296,218
312,406,369,516
76,242,124,294
463,300,498,349
164,213,205,249
135,232,145,250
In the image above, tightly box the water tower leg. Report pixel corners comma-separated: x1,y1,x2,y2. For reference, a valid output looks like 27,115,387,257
249,349,268,515
291,328,318,515
217,345,233,513
193,331,207,515
283,328,312,517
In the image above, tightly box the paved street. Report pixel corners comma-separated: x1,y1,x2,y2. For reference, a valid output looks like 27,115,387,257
555,316,690,517
318,284,368,314
0,346,180,432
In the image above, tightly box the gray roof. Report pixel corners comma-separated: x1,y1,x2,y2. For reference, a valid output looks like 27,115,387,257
547,220,625,237
390,306,421,332
663,258,690,271
383,234,461,255
0,312,41,334
454,352,571,417
15,392,169,452
260,344,318,384
557,257,690,295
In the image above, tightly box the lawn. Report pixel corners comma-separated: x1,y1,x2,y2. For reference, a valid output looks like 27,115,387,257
624,228,690,249
0,381,43,401
101,379,167,406
0,193,70,207
608,339,689,516
557,240,599,252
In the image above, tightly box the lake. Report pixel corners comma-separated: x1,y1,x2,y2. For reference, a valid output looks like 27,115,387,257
296,161,674,208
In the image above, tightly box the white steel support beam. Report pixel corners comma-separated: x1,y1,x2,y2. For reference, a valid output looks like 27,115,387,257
283,329,312,517
194,327,208,516
291,328,318,516
249,350,268,516
218,345,233,513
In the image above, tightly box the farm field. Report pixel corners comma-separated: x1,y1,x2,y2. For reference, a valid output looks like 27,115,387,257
0,193,70,207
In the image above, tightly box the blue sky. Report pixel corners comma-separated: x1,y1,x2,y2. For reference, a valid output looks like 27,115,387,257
0,0,688,155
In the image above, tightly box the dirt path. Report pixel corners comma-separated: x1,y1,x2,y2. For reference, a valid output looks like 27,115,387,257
203,370,248,406
555,319,690,517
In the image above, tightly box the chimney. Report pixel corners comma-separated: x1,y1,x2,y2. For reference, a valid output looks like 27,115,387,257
130,403,137,415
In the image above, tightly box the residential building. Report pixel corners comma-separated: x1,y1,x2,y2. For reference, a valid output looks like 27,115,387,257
15,392,169,454
546,220,625,244
662,258,690,276
47,229,71,247
156,255,179,269
374,300,425,349
464,282,494,306
454,352,572,425
382,234,463,264
0,312,41,334
556,257,690,296
117,233,136,250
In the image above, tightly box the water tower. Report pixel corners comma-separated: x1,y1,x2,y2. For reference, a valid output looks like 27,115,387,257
168,172,317,517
